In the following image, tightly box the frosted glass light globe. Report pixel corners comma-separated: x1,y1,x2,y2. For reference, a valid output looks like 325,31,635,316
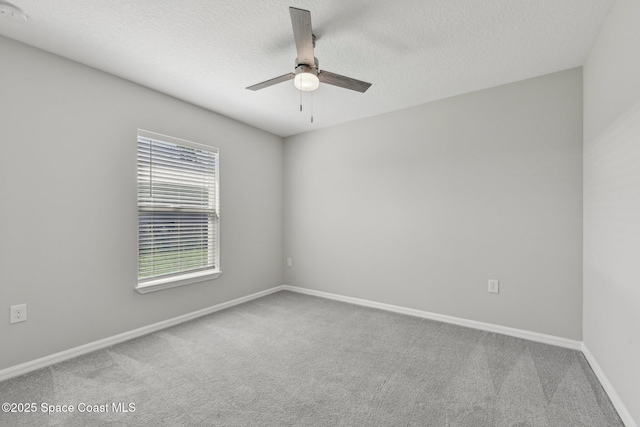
294,72,320,91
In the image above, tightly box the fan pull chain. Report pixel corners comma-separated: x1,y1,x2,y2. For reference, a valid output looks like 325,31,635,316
299,86,303,112
311,91,314,123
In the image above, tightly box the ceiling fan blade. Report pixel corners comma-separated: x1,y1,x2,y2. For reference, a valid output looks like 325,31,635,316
246,73,295,91
318,71,372,93
289,7,315,66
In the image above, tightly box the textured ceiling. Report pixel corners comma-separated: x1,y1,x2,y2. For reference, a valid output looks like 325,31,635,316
0,0,614,137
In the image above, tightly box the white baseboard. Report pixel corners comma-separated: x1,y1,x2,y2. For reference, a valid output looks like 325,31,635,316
0,285,285,382
582,343,637,427
4,284,633,427
281,285,582,350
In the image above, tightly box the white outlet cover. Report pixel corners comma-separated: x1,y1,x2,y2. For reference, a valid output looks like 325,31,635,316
488,280,500,294
10,304,27,323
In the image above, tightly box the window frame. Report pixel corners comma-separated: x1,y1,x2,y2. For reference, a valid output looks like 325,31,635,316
135,129,221,294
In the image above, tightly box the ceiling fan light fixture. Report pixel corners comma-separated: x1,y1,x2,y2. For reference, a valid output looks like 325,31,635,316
294,71,319,92
245,8,371,94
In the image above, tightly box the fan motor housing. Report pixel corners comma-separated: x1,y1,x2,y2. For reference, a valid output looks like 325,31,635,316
295,57,319,74
294,64,318,77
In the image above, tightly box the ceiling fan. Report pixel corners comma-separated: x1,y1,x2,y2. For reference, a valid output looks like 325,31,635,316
246,7,372,93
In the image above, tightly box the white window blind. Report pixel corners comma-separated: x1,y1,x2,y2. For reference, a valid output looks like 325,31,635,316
137,130,219,285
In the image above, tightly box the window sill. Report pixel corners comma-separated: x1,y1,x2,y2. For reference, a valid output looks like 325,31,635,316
135,270,222,294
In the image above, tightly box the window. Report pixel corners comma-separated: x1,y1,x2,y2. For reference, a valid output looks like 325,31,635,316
136,130,220,293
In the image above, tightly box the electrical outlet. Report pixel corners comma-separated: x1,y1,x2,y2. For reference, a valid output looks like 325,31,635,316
286,257,293,267
488,280,499,294
10,304,27,324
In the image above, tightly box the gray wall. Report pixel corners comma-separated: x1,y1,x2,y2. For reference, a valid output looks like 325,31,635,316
284,68,583,340
583,0,640,423
0,36,284,370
